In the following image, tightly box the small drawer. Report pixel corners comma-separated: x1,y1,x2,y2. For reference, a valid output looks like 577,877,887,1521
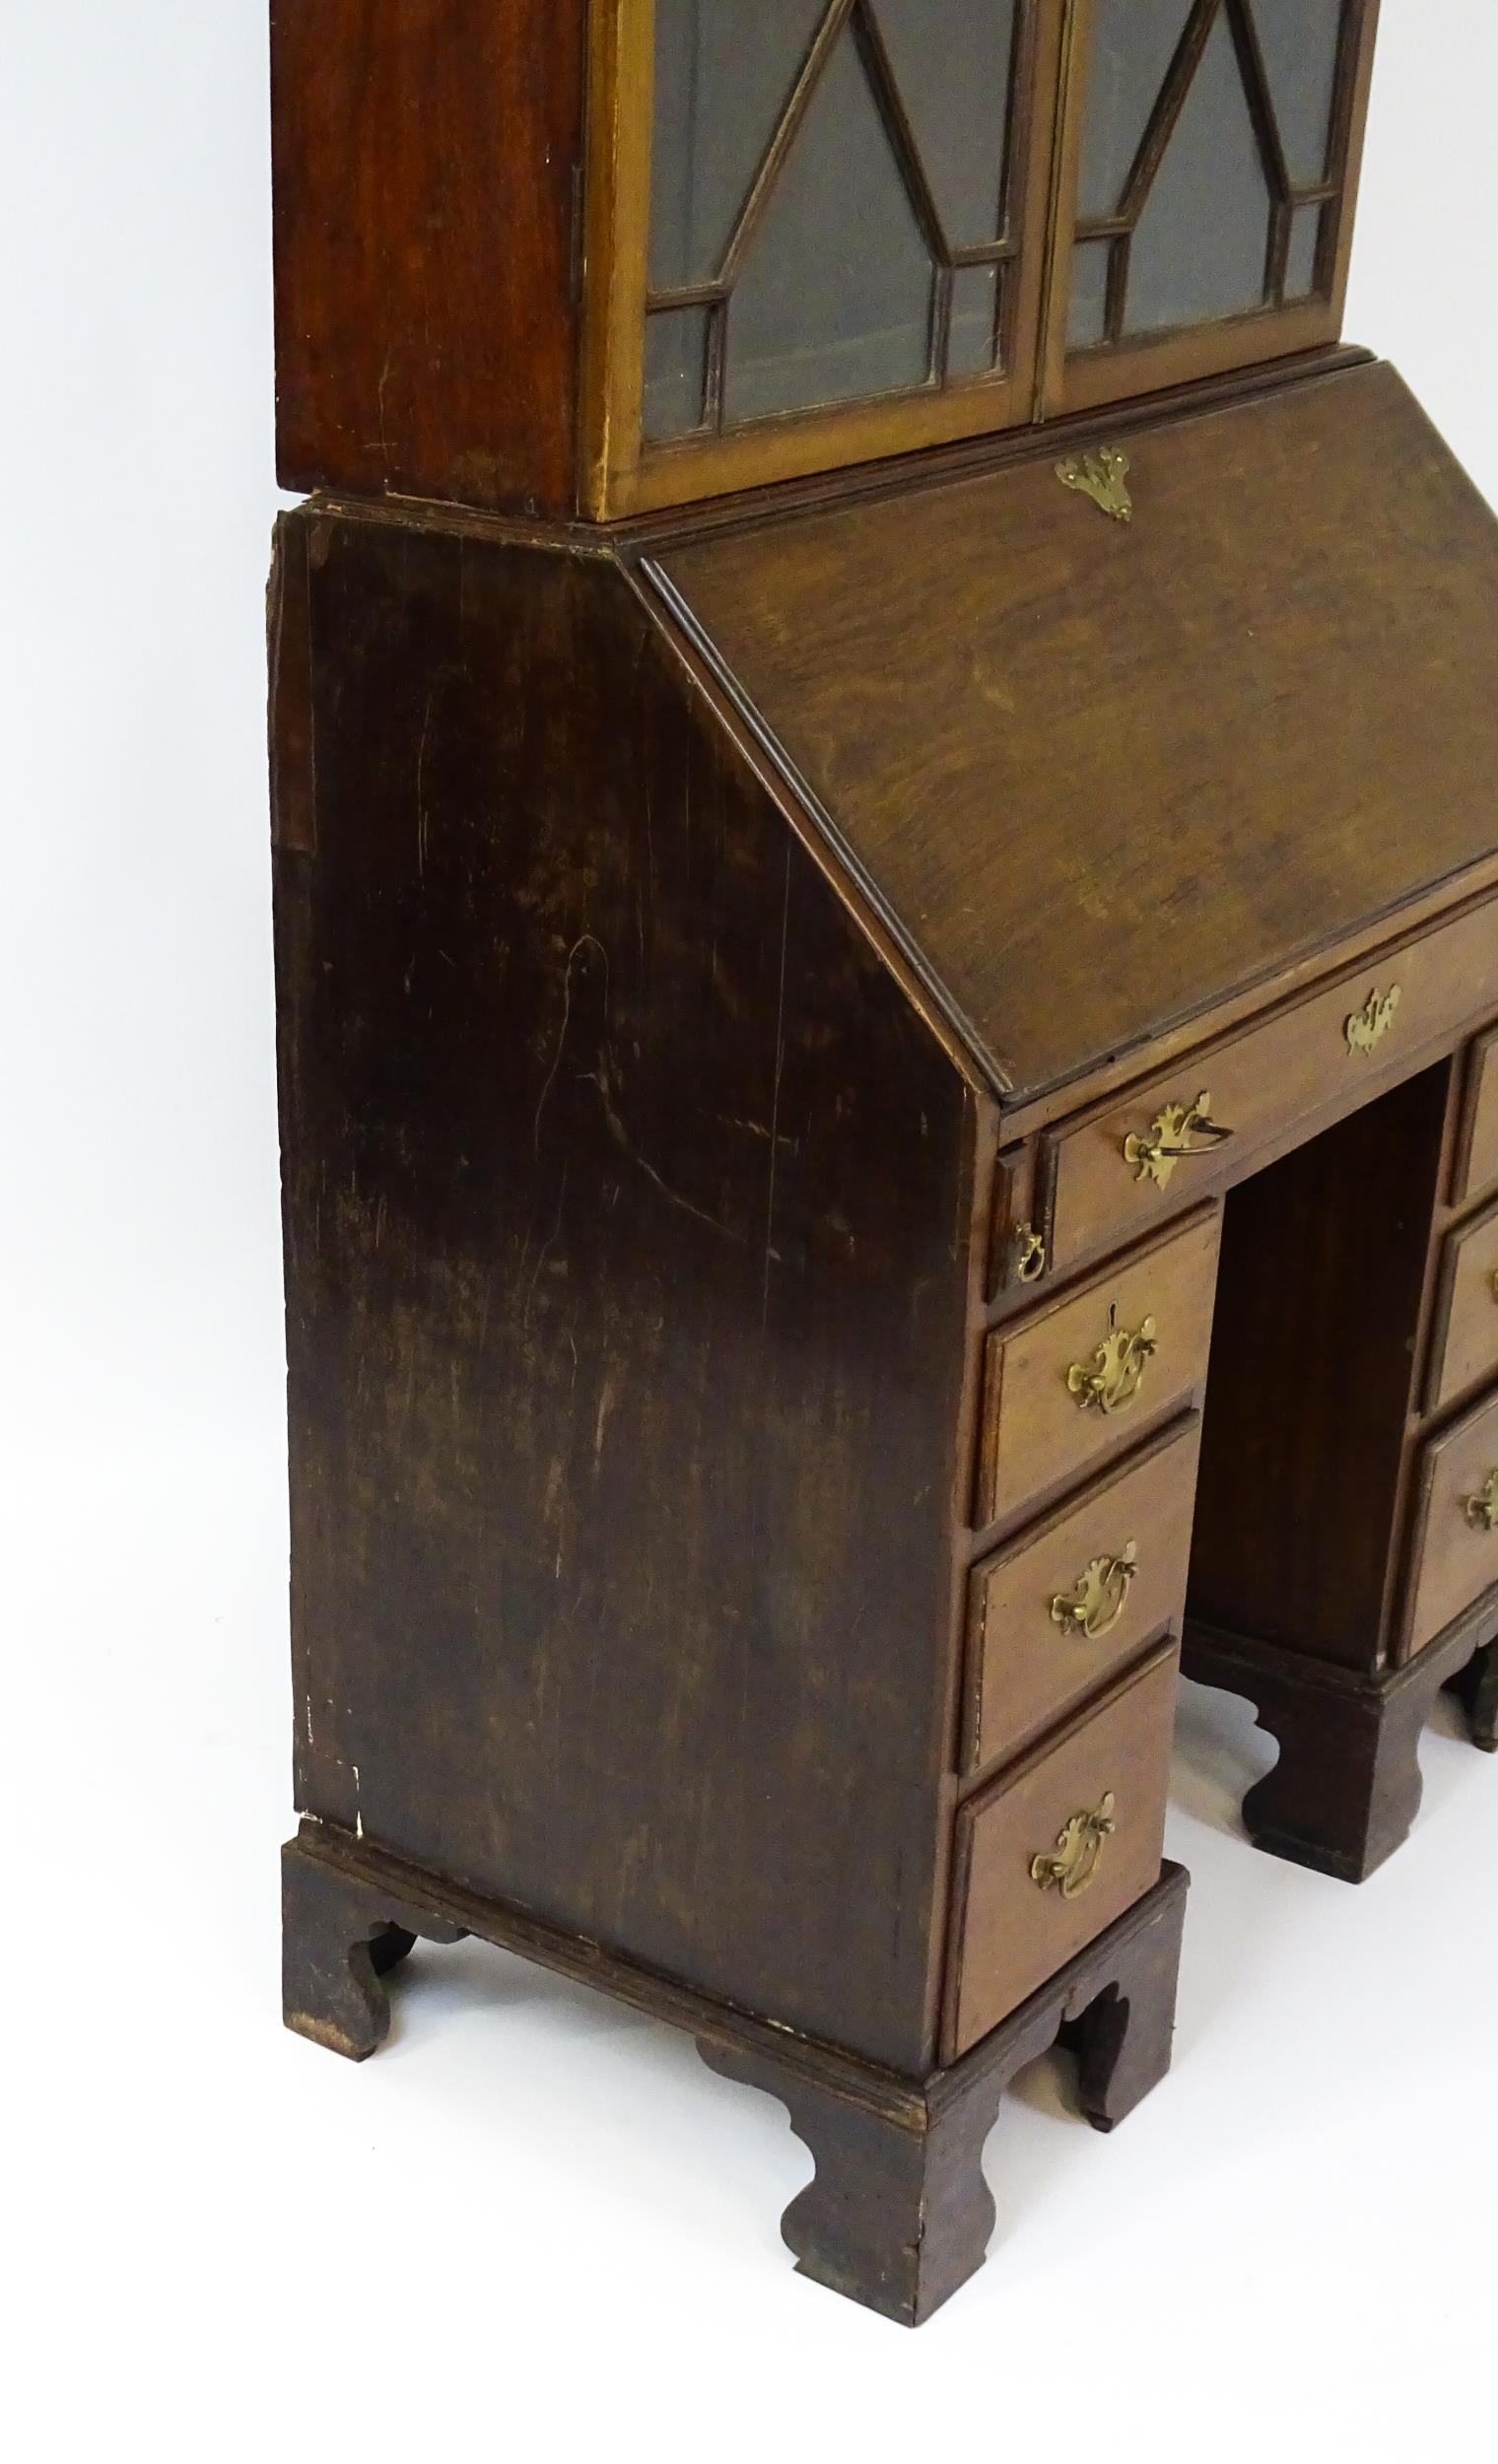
1403,1384,1498,1657
947,1642,1178,2060
964,1417,1201,1774
1426,1196,1498,1413
976,1211,1219,1529
1452,1022,1498,1206
1043,895,1498,1274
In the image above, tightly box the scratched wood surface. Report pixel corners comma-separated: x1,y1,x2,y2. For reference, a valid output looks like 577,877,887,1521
653,361,1498,1105
270,0,586,513
270,506,979,2073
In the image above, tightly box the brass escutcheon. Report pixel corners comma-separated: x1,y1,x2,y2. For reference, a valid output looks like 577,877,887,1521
1014,1221,1048,1284
1051,1541,1139,1641
1055,445,1132,523
1031,1795,1117,1900
1066,1305,1157,1415
1124,1090,1235,1189
1344,985,1401,1056
1464,1472,1498,1533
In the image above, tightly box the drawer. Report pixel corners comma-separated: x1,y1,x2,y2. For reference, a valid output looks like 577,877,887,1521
1403,1384,1498,1656
947,1642,1178,2060
1452,1021,1498,1205
977,1211,1219,1528
1426,1196,1498,1413
964,1417,1200,1774
1043,895,1498,1274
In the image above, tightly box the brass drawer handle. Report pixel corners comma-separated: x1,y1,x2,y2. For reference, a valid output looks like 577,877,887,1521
1013,1221,1048,1284
1066,1305,1157,1414
1464,1472,1498,1532
1031,1795,1117,1900
1051,1542,1139,1640
1124,1090,1235,1190
1344,985,1401,1056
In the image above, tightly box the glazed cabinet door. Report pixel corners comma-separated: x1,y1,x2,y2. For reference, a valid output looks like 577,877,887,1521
1042,0,1380,416
584,0,1065,513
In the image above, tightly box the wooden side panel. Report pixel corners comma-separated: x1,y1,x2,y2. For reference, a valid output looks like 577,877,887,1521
269,511,974,2074
270,1,586,514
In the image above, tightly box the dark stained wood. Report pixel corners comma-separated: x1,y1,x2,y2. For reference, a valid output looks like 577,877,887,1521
1188,1064,1451,1672
650,364,1498,1106
701,1862,1186,2324
282,1819,1186,2327
270,0,587,514
1184,1611,1498,1882
282,1834,465,2062
1449,1639,1498,1751
270,502,980,2076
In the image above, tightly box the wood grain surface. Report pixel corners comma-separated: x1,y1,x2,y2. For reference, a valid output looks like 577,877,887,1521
653,363,1498,1104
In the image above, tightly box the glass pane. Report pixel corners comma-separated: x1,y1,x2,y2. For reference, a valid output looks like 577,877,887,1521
1250,0,1346,188
724,28,935,427
643,306,711,440
948,263,1001,375
1067,238,1112,349
1077,0,1194,224
1124,7,1271,335
649,0,827,293
1284,201,1325,301
871,0,1020,248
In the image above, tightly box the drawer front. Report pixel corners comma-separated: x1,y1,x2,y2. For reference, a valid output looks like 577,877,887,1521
948,1644,1177,2060
1427,1197,1498,1413
1404,1385,1498,1656
1453,1022,1498,1206
977,1211,1219,1528
965,1417,1200,1774
1044,896,1498,1273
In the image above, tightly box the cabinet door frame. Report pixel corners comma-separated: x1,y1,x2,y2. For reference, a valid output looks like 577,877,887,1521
579,0,1066,518
1039,0,1380,420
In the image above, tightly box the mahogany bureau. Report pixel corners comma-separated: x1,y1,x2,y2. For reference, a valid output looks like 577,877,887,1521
271,2,1497,2323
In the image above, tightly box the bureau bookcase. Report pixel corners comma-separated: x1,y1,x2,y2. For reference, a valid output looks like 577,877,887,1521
271,0,1496,2325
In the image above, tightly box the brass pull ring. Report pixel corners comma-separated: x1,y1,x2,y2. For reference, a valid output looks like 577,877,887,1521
1124,1091,1235,1190
1464,1472,1498,1533
1345,986,1401,1056
1051,1541,1139,1641
1031,1795,1117,1900
1066,1305,1157,1415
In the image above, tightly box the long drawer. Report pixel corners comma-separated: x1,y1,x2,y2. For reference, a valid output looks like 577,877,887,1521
1042,893,1498,1274
1403,1383,1498,1657
947,1643,1177,2061
977,1211,1219,1529
964,1416,1200,1773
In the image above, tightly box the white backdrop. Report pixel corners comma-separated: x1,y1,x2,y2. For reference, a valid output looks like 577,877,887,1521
4,8,1495,2459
